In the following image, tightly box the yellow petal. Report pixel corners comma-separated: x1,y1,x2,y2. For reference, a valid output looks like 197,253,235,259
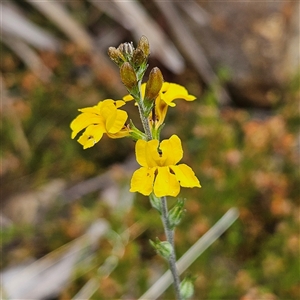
99,100,116,117
77,124,105,148
79,106,100,113
98,99,114,108
114,100,126,108
160,82,196,107
70,113,103,139
154,166,180,197
135,139,148,167
159,135,183,166
145,139,163,167
106,109,128,133
130,167,156,196
123,94,134,102
107,126,130,139
135,139,161,167
140,83,147,96
94,100,128,134
98,99,126,108
77,134,96,149
153,95,168,127
171,164,201,188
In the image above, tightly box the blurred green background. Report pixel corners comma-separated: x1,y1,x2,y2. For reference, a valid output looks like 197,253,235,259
1,1,299,299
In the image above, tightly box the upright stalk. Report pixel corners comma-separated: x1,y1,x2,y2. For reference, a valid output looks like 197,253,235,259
137,81,153,140
160,196,182,300
137,104,152,140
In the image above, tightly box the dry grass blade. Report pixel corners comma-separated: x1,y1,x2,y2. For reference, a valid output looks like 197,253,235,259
73,220,148,300
154,1,231,106
177,0,211,26
25,0,125,93
62,156,137,203
90,0,185,74
1,4,60,51
2,219,110,300
1,35,53,83
1,74,31,159
25,0,93,51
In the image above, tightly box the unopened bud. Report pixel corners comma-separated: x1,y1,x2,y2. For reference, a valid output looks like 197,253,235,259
108,47,125,66
120,62,137,90
180,276,195,299
133,48,147,68
118,42,135,59
137,36,150,57
168,198,185,229
145,67,164,102
149,238,172,259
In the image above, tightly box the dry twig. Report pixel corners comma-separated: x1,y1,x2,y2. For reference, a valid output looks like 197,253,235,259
153,1,231,106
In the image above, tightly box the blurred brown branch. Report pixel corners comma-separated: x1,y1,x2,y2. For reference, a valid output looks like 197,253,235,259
1,74,31,160
153,0,231,106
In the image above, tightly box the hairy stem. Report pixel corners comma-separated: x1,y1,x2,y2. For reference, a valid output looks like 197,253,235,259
137,104,152,140
160,196,182,300
136,81,152,140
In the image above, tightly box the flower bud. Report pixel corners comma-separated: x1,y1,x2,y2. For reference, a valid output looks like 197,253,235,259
118,42,135,59
149,238,172,259
107,47,125,66
145,67,164,103
137,36,150,57
180,276,195,299
120,62,137,90
133,48,147,68
168,198,185,229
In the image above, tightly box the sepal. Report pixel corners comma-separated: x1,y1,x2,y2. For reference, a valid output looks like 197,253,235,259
151,122,165,140
149,193,162,213
129,120,147,141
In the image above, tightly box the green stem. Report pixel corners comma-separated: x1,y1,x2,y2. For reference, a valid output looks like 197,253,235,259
136,81,152,140
160,196,182,300
137,105,152,140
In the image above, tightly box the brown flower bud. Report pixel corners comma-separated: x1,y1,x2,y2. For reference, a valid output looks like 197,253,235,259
118,42,134,57
108,47,125,66
133,48,147,67
120,62,137,89
137,36,150,57
145,67,164,102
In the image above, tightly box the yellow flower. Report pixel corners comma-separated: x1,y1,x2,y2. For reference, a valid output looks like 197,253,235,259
130,135,200,197
70,99,129,149
123,82,196,128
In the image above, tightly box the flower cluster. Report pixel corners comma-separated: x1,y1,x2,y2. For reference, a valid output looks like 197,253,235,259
70,36,200,198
